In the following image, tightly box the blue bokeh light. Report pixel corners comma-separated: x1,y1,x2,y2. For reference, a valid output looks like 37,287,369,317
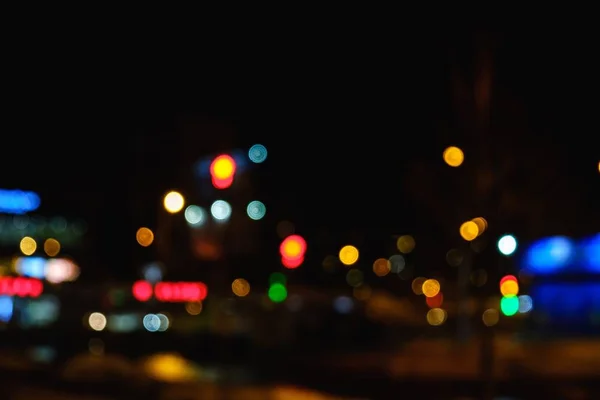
248,144,267,163
0,189,40,214
521,236,575,274
580,233,600,272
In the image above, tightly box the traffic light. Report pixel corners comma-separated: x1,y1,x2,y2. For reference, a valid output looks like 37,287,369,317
210,154,236,189
499,274,519,316
279,234,307,269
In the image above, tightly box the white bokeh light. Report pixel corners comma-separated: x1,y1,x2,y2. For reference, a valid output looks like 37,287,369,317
498,235,518,256
184,205,206,226
88,312,107,331
210,200,232,222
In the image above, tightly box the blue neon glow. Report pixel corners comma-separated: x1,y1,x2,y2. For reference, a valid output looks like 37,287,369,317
521,236,575,274
530,283,600,323
580,234,600,272
0,296,13,322
0,189,40,214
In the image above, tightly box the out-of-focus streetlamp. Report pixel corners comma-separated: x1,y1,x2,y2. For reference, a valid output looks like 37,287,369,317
163,191,185,214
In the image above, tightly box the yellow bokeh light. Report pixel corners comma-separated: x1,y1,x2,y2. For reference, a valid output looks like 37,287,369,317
136,227,154,247
482,308,499,327
231,278,250,297
163,191,185,214
43,238,61,257
19,236,37,256
459,221,479,241
372,258,391,277
185,302,202,315
212,157,235,179
283,241,301,258
500,280,519,296
339,245,359,266
411,277,427,295
422,279,441,298
396,235,415,254
426,308,447,326
443,146,464,167
471,217,488,236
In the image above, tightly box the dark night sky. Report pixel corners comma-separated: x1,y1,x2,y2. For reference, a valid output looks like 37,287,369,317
1,30,598,281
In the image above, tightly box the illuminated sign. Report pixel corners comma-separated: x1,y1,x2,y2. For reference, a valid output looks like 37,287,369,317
132,280,207,302
520,234,600,275
0,189,40,214
0,277,43,297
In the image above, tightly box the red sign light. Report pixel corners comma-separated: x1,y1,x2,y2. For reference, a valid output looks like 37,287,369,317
131,280,208,302
155,282,208,302
0,277,43,297
132,280,153,302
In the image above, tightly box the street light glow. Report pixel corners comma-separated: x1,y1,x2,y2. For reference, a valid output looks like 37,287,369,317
163,191,185,214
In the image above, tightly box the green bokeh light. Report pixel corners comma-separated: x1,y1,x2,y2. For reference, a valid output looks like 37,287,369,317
269,272,287,286
268,283,287,303
500,295,519,316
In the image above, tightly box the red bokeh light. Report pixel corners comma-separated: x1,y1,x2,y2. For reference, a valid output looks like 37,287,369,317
210,154,236,189
280,235,307,260
281,256,304,269
154,282,208,302
499,275,518,290
0,277,43,298
426,292,444,308
132,280,153,302
211,175,234,189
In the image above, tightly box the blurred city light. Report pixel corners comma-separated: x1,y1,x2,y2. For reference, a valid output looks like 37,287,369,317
280,235,307,269
442,146,464,167
459,221,479,241
471,217,488,236
422,279,441,298
0,189,40,214
333,296,353,314
396,235,415,254
0,296,13,322
426,308,447,325
142,263,163,283
184,205,207,227
0,277,43,297
19,236,37,255
339,245,359,266
498,234,517,256
500,295,519,316
143,313,161,332
88,312,107,331
43,238,61,257
246,200,266,220
231,278,250,297
268,283,287,303
163,191,185,213
373,258,391,277
248,144,267,163
500,275,519,296
210,200,232,222
269,272,287,286
210,154,236,189
521,236,575,274
482,308,499,327
154,282,208,302
518,294,533,313
132,280,153,302
580,233,600,272
136,227,154,247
